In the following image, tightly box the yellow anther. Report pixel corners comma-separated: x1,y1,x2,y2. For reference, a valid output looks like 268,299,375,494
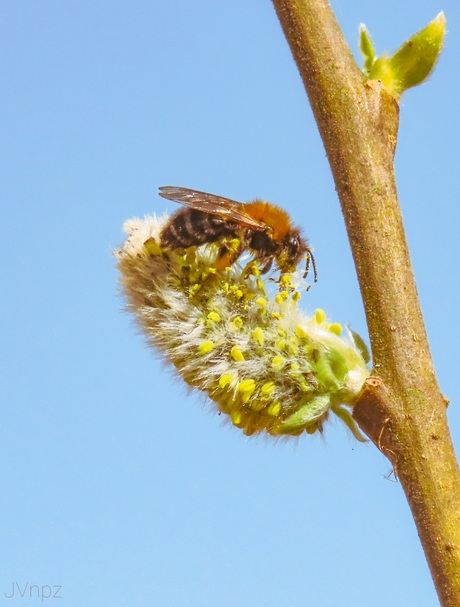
207,311,221,322
199,340,215,354
219,374,235,389
329,323,342,335
295,325,309,339
315,309,326,324
267,402,282,416
231,410,242,425
248,399,266,411
275,291,289,305
252,327,265,346
271,355,286,370
238,379,256,393
287,341,299,355
231,346,245,361
260,382,276,397
275,339,286,351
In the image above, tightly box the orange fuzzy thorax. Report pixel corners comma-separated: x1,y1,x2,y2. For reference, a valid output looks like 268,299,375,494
245,200,292,241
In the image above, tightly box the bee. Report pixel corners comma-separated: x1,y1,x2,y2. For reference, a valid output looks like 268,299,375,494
158,186,317,281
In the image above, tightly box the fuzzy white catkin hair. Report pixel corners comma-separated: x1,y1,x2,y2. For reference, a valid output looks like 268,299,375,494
116,214,370,439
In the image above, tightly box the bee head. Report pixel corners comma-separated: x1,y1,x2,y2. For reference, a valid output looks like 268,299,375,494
277,229,308,271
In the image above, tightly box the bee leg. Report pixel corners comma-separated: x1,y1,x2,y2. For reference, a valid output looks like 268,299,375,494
259,258,273,275
304,249,318,282
214,234,250,272
241,260,261,282
214,246,240,272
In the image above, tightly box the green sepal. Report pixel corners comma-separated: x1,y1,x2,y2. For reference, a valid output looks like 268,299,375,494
331,405,367,442
348,327,371,365
273,395,331,435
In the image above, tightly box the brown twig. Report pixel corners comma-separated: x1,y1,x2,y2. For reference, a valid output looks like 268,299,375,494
271,1,460,604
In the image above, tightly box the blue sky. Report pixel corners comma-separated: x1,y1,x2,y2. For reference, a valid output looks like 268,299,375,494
1,1,459,605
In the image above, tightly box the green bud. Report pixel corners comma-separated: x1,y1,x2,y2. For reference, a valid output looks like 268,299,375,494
389,12,446,95
359,23,376,74
364,12,446,99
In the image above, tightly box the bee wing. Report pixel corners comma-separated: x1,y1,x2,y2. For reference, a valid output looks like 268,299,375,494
158,186,268,231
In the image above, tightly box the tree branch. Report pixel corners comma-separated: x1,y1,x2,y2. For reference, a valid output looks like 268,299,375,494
271,1,460,604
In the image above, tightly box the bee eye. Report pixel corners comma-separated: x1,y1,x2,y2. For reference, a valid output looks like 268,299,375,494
287,235,300,250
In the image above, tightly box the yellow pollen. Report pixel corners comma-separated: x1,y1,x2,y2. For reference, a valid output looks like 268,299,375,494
143,237,161,256
281,274,292,287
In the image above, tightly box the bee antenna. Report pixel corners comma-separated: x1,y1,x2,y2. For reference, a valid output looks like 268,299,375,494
303,249,318,282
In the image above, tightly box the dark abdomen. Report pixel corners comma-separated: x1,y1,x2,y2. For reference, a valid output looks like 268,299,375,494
161,209,237,249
